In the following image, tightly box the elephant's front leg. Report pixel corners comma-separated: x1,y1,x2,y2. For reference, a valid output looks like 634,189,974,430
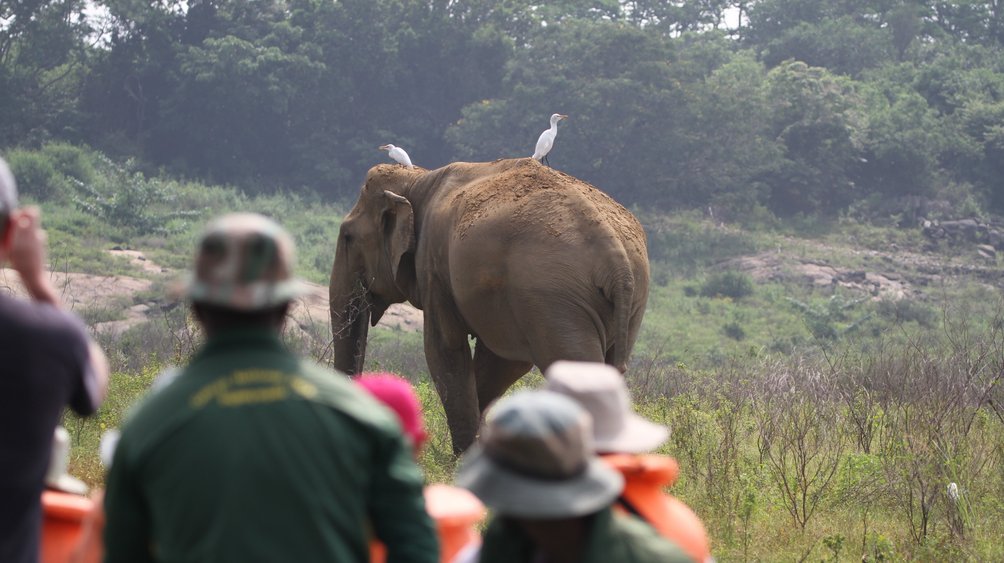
423,305,480,455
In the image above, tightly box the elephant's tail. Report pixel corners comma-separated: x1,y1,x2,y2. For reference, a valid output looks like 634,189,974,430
604,266,636,373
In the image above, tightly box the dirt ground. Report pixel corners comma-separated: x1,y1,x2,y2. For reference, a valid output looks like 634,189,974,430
2,233,997,340
0,249,423,337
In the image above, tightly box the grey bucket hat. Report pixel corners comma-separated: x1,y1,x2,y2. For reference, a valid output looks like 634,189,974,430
544,361,669,454
456,390,624,518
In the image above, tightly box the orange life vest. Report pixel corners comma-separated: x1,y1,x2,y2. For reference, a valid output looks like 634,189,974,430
41,490,99,563
370,484,485,563
601,453,711,563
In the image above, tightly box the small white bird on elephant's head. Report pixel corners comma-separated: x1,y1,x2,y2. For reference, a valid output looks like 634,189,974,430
379,144,414,168
532,113,568,166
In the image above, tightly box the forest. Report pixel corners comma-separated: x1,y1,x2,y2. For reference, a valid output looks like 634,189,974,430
3,0,1004,222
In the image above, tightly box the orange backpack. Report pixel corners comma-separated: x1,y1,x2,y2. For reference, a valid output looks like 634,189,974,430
602,454,710,562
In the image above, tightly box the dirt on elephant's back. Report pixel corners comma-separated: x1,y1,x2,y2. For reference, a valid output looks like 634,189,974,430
457,160,646,256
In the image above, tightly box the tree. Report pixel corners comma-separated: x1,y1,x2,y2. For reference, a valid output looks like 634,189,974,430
448,19,685,205
681,49,779,216
761,60,867,216
79,0,190,156
857,63,949,201
0,0,92,145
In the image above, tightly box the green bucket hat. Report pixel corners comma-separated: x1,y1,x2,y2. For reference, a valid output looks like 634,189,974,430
181,213,307,311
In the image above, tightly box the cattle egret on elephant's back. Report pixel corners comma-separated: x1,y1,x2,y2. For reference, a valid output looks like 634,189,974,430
532,113,568,166
379,144,414,168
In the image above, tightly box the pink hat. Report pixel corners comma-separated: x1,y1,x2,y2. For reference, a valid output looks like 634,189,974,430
355,373,428,452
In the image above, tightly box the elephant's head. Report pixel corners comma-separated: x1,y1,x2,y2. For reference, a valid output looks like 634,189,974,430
330,166,420,375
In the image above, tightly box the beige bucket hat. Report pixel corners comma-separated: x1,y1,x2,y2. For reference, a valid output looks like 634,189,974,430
544,361,669,454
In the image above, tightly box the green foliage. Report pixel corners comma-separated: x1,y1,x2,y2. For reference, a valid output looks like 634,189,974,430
760,17,894,77
763,60,867,217
875,298,936,328
66,364,161,485
722,320,746,341
858,64,949,200
3,0,1004,219
642,212,761,275
864,531,896,561
822,533,846,562
787,294,873,341
73,157,202,237
3,148,68,202
700,271,754,299
0,0,90,146
4,142,100,203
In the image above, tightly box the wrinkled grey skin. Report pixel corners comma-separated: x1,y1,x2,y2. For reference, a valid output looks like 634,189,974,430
330,158,649,453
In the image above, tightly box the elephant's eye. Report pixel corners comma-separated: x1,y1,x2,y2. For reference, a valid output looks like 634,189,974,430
343,233,353,244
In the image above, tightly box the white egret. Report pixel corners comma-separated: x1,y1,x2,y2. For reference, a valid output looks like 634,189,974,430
379,144,414,168
532,113,568,166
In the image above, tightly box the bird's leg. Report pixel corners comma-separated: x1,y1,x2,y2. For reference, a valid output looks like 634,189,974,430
543,155,550,167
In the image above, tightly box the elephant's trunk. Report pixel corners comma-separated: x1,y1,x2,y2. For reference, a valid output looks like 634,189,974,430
331,291,370,375
330,249,371,375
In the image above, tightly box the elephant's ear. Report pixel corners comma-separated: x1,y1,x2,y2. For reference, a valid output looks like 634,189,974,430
382,190,415,279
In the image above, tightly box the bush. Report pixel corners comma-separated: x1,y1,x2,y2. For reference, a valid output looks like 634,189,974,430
876,298,936,328
700,271,755,299
74,157,201,236
641,212,759,276
4,149,69,202
41,142,97,184
3,144,98,203
723,320,746,340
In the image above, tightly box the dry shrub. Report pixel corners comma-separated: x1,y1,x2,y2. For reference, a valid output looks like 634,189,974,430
872,310,1004,544
752,356,845,530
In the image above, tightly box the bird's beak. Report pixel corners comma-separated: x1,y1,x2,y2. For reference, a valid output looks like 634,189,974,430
378,145,389,150
559,114,569,120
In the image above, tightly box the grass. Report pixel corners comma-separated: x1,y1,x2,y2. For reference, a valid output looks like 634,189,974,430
64,364,161,486
65,322,1004,561
18,143,1003,561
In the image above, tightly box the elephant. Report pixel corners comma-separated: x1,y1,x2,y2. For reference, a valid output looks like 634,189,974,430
329,158,649,453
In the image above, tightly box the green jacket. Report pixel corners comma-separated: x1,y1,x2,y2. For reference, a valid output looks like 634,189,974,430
103,328,438,563
477,506,694,563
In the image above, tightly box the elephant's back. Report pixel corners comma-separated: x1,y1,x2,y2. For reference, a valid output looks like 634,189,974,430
447,159,646,261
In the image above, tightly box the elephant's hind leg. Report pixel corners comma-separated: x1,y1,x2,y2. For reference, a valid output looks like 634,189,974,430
474,339,533,414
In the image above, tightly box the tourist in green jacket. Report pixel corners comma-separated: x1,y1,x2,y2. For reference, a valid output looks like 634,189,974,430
455,390,691,563
103,213,438,563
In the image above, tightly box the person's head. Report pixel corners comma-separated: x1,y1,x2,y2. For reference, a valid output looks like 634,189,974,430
544,360,668,454
0,156,19,254
456,390,623,522
181,213,305,335
355,372,428,455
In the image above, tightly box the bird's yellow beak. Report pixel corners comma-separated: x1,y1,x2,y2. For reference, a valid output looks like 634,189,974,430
378,145,389,150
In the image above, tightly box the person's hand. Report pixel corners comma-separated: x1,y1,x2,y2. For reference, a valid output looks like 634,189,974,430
8,207,58,305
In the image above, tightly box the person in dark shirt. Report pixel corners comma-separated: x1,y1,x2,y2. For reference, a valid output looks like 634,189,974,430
0,156,109,563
